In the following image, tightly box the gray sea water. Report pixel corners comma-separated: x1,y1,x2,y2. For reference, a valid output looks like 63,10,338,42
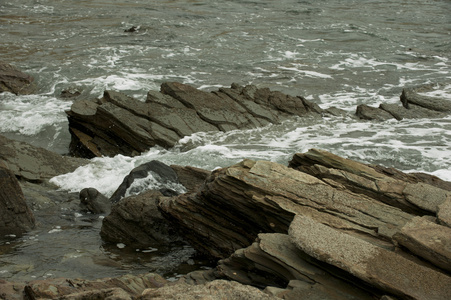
1,0,450,282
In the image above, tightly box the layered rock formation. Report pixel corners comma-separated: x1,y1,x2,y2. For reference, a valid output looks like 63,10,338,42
66,82,334,158
356,82,451,120
0,62,36,95
101,148,451,299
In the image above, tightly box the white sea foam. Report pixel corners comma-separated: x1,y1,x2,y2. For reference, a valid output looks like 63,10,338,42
0,93,71,135
124,172,187,198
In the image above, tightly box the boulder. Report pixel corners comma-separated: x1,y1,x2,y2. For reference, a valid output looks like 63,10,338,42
0,161,35,237
393,216,451,273
79,187,111,214
0,134,88,182
67,82,324,158
289,215,451,300
0,62,36,95
109,160,184,204
355,104,394,121
101,190,184,246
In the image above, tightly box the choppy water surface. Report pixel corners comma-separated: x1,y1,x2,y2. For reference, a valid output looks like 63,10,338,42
0,0,450,282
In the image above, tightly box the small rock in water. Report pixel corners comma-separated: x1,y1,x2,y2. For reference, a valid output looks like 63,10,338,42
124,26,139,33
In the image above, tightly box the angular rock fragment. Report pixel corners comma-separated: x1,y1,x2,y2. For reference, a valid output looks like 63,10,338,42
393,216,451,273
289,215,451,300
101,190,184,246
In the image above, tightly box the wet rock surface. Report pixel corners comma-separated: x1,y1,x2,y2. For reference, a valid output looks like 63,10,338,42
1,80,451,298
1,146,451,299
0,62,36,95
66,82,326,158
0,134,88,182
0,161,35,238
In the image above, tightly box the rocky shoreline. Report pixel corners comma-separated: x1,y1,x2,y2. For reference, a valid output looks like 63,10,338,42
1,63,451,299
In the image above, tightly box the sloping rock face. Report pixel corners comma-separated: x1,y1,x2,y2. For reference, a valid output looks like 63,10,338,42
0,62,36,95
155,149,451,299
0,161,35,237
67,82,326,158
289,148,451,215
159,156,415,258
289,215,451,300
356,82,451,120
0,134,87,182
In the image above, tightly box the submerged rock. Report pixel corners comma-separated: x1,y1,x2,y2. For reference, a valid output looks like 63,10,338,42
79,187,111,214
0,61,36,95
356,82,451,121
67,82,325,158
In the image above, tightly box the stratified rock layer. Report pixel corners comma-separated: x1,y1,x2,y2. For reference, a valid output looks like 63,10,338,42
0,62,36,95
66,82,327,158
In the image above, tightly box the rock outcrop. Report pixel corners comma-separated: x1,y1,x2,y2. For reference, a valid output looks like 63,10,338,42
0,161,35,237
100,190,185,246
0,62,36,95
0,134,88,182
66,82,330,158
150,149,451,299
356,82,451,120
159,156,415,258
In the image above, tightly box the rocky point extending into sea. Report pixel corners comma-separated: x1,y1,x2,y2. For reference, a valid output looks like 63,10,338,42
1,62,451,299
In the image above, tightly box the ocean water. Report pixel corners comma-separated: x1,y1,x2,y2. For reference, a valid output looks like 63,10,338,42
1,0,450,282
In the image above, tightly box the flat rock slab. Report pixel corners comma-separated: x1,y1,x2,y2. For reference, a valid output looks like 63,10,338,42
394,216,451,273
0,134,88,182
289,215,451,300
